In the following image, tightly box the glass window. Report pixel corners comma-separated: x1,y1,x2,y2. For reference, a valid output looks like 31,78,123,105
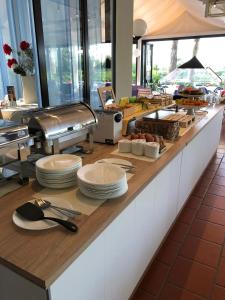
142,37,225,92
87,0,113,109
41,0,83,106
0,0,33,101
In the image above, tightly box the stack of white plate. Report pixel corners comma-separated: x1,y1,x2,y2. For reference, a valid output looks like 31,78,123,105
36,154,82,189
77,163,128,200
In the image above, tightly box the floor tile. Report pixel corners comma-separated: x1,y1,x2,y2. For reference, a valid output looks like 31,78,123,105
212,176,225,186
185,196,202,210
178,207,196,225
211,158,222,164
159,283,204,300
157,240,180,266
168,257,216,298
222,246,225,257
167,222,189,243
204,194,225,210
217,148,225,154
131,289,156,300
207,163,219,171
208,184,225,197
216,153,223,159
216,258,225,287
192,185,208,198
179,235,221,268
140,260,169,296
203,169,216,179
216,168,225,177
190,219,225,244
197,205,225,226
211,285,225,300
219,162,225,169
195,178,211,189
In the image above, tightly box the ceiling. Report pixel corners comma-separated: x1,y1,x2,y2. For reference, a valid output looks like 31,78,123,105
133,0,225,39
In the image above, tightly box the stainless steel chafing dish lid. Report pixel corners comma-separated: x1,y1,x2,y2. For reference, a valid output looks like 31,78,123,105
28,102,97,139
0,123,30,148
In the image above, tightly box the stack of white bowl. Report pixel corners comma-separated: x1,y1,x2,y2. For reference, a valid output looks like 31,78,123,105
77,163,128,200
36,154,82,189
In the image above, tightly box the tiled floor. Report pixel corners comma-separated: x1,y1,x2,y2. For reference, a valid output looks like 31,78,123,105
131,121,225,300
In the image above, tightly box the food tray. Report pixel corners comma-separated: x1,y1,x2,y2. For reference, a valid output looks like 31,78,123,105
163,113,195,128
177,104,208,109
178,93,204,97
135,119,180,141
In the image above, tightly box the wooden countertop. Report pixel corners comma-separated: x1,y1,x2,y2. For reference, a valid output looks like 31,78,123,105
0,105,223,289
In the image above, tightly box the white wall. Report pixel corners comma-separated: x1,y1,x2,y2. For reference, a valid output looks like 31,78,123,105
115,0,134,99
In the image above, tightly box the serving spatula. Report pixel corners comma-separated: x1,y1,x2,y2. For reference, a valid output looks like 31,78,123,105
16,202,78,232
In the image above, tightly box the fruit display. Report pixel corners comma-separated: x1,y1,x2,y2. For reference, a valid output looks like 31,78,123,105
179,87,204,95
176,98,208,107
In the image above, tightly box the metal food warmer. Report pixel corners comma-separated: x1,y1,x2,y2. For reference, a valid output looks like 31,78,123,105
28,102,98,154
0,120,33,182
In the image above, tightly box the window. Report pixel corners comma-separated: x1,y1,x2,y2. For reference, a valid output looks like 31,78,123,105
40,0,83,106
141,37,225,91
87,0,113,109
0,0,114,108
0,0,34,101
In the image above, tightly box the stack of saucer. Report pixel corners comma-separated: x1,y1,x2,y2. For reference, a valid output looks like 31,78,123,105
36,154,82,189
77,163,128,200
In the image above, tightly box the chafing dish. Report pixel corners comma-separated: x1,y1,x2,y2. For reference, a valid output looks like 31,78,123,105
0,120,33,182
28,102,98,154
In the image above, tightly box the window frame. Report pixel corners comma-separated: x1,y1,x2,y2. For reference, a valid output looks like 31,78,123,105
31,0,116,108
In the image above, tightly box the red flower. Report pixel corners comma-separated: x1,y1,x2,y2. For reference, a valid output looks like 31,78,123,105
3,43,12,55
20,41,30,51
7,58,18,68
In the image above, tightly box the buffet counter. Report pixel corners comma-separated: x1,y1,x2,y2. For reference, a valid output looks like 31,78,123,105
0,105,223,300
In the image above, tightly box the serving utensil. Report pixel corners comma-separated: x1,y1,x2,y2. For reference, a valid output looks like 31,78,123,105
97,161,135,170
16,202,78,232
34,198,81,217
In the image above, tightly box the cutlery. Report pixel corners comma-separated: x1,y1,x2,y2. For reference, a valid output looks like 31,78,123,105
34,198,81,216
16,202,78,232
34,199,75,218
98,161,135,169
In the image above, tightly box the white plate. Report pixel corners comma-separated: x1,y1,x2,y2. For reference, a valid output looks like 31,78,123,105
95,158,133,168
36,154,82,173
77,163,126,186
12,199,73,230
36,179,77,189
79,182,128,200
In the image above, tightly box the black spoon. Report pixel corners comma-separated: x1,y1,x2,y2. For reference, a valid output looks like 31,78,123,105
16,202,78,232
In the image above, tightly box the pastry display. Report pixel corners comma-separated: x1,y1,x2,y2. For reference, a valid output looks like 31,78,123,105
179,87,204,95
176,98,208,107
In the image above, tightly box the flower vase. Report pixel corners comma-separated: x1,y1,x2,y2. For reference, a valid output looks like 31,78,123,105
22,75,38,104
